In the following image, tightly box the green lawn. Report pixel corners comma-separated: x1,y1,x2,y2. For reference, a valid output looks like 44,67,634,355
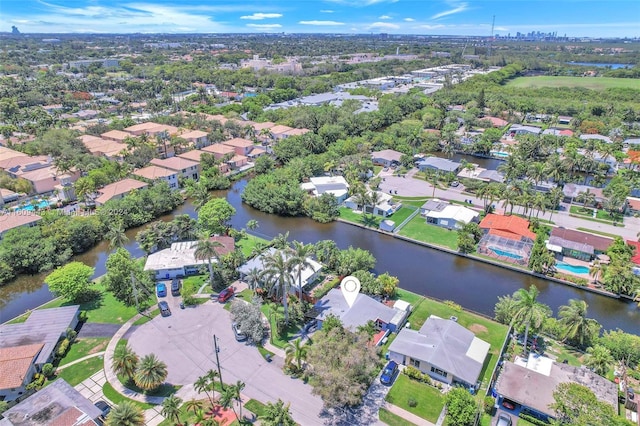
570,205,623,222
132,309,160,326
339,207,382,228
387,207,416,227
54,356,104,386
395,289,509,388
237,234,270,258
117,371,181,397
244,399,268,417
385,375,445,423
398,216,458,249
183,275,209,294
260,304,301,349
102,382,156,410
379,407,415,426
59,338,109,366
507,76,640,90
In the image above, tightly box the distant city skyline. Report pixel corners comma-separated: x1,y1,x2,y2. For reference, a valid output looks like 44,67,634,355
2,0,639,38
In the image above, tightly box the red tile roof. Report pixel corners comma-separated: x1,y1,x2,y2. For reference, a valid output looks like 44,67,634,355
480,214,536,240
628,240,640,265
550,228,613,252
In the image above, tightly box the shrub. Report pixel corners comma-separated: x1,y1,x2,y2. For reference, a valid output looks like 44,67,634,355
66,328,77,343
407,397,418,408
484,396,495,414
519,413,548,426
444,300,462,312
276,319,287,337
41,363,54,378
26,373,45,390
78,311,89,322
402,365,431,384
56,338,70,358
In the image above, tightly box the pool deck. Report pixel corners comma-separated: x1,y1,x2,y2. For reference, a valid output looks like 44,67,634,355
555,256,591,279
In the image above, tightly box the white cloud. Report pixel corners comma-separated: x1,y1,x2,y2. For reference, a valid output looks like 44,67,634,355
320,9,334,13
431,1,469,20
240,13,283,20
324,0,399,6
404,18,415,22
378,15,392,20
419,24,446,30
367,22,400,30
299,20,345,26
246,23,282,29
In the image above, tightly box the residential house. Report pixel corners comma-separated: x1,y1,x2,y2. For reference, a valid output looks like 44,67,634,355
627,240,640,276
562,183,605,206
132,165,179,189
202,143,236,159
283,128,310,138
478,214,536,265
313,288,409,333
226,155,249,170
416,157,461,174
251,121,276,140
0,146,28,162
300,176,350,203
101,129,131,143
547,228,612,261
151,157,200,181
457,166,505,183
222,138,255,156
420,199,479,230
344,191,402,217
0,212,42,239
495,354,617,422
557,116,573,125
508,124,542,136
542,128,574,137
124,122,180,158
81,135,127,161
0,344,44,402
178,149,229,175
144,238,234,280
94,178,148,205
623,138,640,149
625,197,640,216
371,149,403,167
580,134,612,144
388,315,490,387
481,116,508,127
180,129,209,148
0,155,81,195
269,125,295,140
0,188,19,205
2,379,102,425
238,247,322,294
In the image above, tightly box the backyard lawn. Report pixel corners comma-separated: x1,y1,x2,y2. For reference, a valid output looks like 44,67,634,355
398,216,458,249
237,234,270,258
385,375,444,423
59,337,109,366
387,207,416,227
339,207,382,228
53,356,104,386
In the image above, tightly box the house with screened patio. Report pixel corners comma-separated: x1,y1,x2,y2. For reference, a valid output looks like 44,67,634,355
477,214,535,266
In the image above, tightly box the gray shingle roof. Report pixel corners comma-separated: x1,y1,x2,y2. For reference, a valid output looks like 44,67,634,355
314,289,399,330
417,157,461,172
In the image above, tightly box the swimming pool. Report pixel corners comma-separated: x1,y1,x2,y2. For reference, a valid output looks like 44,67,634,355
491,151,510,158
489,247,523,260
14,200,51,212
555,262,589,274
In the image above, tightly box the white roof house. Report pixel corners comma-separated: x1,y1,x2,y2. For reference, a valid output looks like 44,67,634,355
300,176,350,203
421,199,479,230
144,241,209,279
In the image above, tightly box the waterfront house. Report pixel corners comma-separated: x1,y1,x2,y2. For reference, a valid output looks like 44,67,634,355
300,176,350,203
151,156,200,181
416,157,461,174
313,288,408,333
547,228,612,261
222,138,255,156
0,213,42,240
371,149,403,167
2,379,102,425
388,315,490,388
495,354,617,423
177,150,229,175
144,241,208,280
478,214,535,265
94,178,148,205
132,165,179,190
420,199,479,230
344,191,402,217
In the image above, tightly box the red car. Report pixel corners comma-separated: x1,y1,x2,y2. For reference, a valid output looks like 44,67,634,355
501,400,515,410
217,287,235,303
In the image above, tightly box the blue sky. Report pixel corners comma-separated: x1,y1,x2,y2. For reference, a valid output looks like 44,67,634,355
2,0,638,37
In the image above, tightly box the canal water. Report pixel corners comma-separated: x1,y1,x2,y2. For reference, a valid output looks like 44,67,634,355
1,179,639,334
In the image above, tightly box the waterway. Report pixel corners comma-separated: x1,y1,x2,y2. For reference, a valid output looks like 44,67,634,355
1,179,639,335
566,62,632,69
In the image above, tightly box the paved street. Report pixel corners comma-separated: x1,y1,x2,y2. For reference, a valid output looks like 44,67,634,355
378,169,640,241
127,296,326,426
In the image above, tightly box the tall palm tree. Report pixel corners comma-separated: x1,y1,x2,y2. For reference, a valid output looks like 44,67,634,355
284,338,308,371
244,267,263,295
133,354,168,391
112,344,139,382
511,286,551,355
233,380,246,420
584,344,614,376
261,250,295,323
576,189,596,210
558,299,593,347
260,399,296,426
194,238,224,286
589,260,602,285
194,375,215,408
288,241,316,299
106,221,129,250
161,395,183,425
105,401,145,426
184,398,203,415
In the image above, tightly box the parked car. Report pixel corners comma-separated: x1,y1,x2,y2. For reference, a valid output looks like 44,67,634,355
94,400,111,419
501,400,515,410
156,282,167,298
232,322,248,342
171,279,181,296
628,388,635,400
450,180,460,187
158,301,171,317
496,413,512,426
380,360,399,385
217,287,235,303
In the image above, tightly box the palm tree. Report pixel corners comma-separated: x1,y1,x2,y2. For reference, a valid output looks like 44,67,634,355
260,399,296,426
584,344,614,376
184,398,203,415
546,187,564,221
219,382,244,420
133,354,168,391
246,219,259,232
161,395,183,425
194,238,224,286
244,267,263,295
105,401,145,426
511,286,551,355
589,260,602,285
558,299,593,347
261,250,295,323
576,189,596,210
106,221,129,250
112,344,139,382
187,183,210,211
194,375,215,408
284,338,308,371
233,380,246,420
288,241,316,299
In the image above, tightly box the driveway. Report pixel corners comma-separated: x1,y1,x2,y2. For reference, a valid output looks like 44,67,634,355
127,297,326,425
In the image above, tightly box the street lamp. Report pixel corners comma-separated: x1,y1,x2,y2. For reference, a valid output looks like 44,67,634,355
213,334,224,390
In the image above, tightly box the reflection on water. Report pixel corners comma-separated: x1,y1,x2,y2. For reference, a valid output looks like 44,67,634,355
2,179,639,334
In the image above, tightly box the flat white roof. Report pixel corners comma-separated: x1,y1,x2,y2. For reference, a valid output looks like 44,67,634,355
144,241,209,271
466,337,491,364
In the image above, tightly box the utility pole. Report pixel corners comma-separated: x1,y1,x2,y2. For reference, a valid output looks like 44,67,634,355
488,15,496,58
213,335,224,390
